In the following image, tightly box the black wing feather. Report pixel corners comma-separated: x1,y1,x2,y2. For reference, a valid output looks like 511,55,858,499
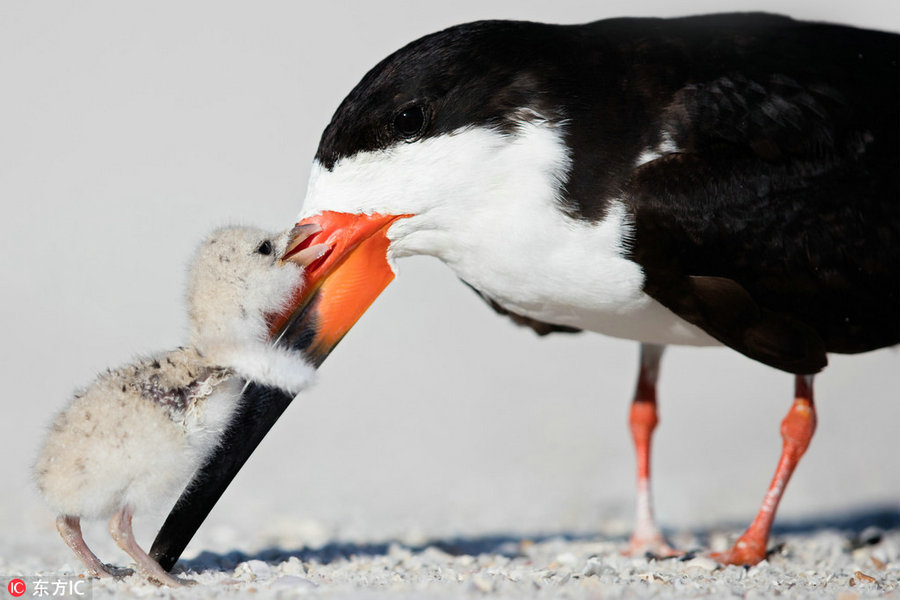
626,59,899,373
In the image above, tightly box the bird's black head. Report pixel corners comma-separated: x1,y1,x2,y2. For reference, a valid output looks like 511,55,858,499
315,20,575,171
297,19,591,278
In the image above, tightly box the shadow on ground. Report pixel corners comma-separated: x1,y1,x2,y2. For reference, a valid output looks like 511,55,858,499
177,504,900,573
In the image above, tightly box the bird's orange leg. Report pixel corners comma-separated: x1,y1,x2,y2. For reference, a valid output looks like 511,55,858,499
623,344,679,557
711,375,817,566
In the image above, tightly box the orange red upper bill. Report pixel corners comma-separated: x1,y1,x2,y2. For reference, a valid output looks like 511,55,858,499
272,211,410,366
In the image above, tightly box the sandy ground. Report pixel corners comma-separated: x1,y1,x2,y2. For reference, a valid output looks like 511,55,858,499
4,500,900,598
2,1,899,598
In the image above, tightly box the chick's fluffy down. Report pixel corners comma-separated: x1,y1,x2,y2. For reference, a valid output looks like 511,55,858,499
34,376,202,519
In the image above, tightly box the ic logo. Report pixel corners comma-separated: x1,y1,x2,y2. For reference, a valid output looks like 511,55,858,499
7,579,26,597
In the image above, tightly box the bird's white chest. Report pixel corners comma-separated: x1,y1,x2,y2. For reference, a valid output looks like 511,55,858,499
393,202,717,347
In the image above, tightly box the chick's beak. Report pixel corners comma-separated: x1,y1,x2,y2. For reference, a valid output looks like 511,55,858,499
272,210,411,365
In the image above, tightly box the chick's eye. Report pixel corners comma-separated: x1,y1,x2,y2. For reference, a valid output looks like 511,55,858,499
256,240,273,256
394,105,426,138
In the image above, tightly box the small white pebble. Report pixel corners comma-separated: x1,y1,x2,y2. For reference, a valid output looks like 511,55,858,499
555,552,578,567
684,556,719,572
280,556,306,576
423,546,453,562
582,557,616,578
234,559,271,581
456,554,475,567
271,575,316,589
470,575,493,593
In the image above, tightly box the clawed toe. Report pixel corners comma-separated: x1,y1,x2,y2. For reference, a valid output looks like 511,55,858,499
106,565,135,579
85,566,113,579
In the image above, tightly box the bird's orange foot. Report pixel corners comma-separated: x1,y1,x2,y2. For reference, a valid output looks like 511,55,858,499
622,532,682,559
708,536,767,566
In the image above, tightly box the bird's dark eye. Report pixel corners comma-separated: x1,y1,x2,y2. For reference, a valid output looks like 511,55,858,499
256,240,273,256
393,105,426,139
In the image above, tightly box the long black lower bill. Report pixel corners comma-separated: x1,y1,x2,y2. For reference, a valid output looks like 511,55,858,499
150,290,328,571
149,382,293,571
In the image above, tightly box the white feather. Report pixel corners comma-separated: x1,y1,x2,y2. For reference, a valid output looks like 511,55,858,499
634,129,681,167
222,342,316,396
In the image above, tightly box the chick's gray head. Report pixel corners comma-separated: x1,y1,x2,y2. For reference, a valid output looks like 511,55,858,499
186,226,302,347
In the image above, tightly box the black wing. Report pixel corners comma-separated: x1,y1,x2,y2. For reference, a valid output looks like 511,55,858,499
623,30,899,373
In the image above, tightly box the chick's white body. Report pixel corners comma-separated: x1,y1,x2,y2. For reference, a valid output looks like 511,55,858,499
33,226,318,585
35,348,241,519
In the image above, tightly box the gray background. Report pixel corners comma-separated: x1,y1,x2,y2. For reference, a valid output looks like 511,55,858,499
1,0,897,565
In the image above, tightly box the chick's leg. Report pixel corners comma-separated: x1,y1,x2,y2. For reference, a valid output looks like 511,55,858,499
109,505,187,586
56,515,112,578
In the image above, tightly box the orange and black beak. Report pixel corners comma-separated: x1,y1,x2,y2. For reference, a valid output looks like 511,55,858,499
273,210,410,366
150,210,409,572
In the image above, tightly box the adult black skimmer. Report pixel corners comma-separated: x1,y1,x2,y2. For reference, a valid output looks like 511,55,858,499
151,13,899,569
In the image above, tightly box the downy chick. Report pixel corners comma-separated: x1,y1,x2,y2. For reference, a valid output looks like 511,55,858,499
33,225,327,586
